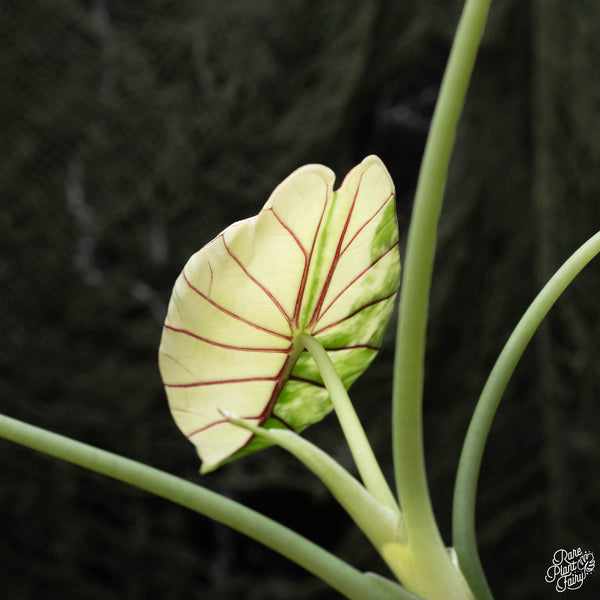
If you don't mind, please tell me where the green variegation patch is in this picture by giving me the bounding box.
[159,155,400,472]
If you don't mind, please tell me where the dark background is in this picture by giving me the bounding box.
[1,1,599,599]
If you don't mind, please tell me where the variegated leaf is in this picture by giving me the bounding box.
[159,155,400,472]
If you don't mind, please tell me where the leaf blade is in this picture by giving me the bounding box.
[159,155,400,471]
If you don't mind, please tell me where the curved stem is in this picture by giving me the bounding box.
[452,230,600,600]
[221,411,404,545]
[0,413,399,600]
[391,1,491,598]
[298,333,399,514]
[221,410,424,596]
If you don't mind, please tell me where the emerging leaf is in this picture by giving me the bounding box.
[159,155,400,472]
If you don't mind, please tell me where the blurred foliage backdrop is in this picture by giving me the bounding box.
[1,1,599,599]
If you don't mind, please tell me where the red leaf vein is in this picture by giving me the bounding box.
[163,324,291,352]
[221,236,292,328]
[340,192,394,256]
[165,375,279,388]
[182,269,291,340]
[316,240,399,324]
[313,288,398,336]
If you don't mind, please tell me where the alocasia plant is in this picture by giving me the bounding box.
[3,1,600,599]
[158,155,400,473]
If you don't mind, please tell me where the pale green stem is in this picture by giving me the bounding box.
[392,0,491,598]
[221,410,404,546]
[0,413,399,600]
[221,410,424,596]
[452,230,600,600]
[298,333,399,515]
